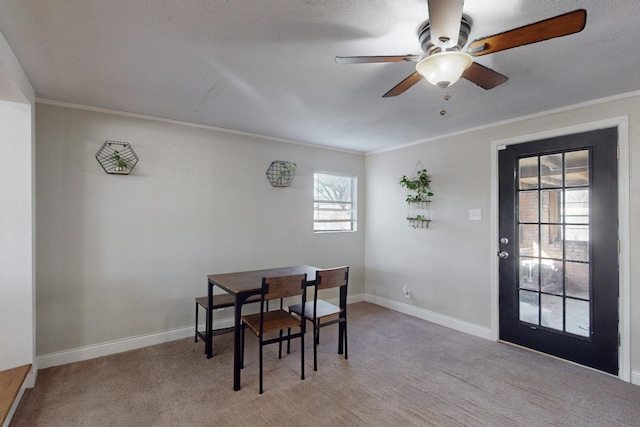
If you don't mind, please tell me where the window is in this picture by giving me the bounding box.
[313,172,356,232]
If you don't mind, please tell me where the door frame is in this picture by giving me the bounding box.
[489,116,630,382]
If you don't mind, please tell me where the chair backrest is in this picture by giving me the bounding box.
[316,266,349,291]
[262,273,307,301]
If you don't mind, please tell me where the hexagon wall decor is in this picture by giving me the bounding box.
[266,160,297,187]
[95,141,139,175]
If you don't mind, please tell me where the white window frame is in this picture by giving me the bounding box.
[313,172,357,233]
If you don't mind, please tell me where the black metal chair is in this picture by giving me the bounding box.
[241,273,307,394]
[288,266,349,371]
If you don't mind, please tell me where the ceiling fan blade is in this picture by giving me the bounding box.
[382,72,423,98]
[427,0,464,48]
[462,62,508,90]
[468,9,586,56]
[335,55,421,64]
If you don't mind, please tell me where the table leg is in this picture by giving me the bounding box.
[233,295,245,391]
[206,281,213,359]
[338,285,347,354]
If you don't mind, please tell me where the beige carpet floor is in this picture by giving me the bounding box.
[12,302,640,426]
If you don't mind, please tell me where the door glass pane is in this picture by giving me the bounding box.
[541,294,563,331]
[519,157,538,189]
[519,191,538,223]
[540,259,563,295]
[565,150,589,187]
[519,224,539,257]
[566,261,589,299]
[540,153,563,188]
[540,189,562,223]
[565,228,589,261]
[566,298,590,337]
[565,189,589,224]
[520,258,538,291]
[541,224,563,258]
[519,290,539,325]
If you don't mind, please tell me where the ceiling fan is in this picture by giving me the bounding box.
[336,1,586,97]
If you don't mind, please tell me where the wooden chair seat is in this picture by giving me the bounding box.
[242,310,301,335]
[289,300,341,320]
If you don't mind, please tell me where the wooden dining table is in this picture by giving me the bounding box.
[206,265,319,391]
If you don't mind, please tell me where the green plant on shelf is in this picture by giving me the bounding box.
[407,214,429,228]
[399,168,433,203]
[276,161,296,185]
[111,150,128,171]
[280,161,297,176]
[405,195,432,204]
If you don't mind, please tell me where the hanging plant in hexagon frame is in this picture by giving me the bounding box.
[266,160,297,187]
[95,141,139,175]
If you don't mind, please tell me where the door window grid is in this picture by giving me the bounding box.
[517,149,591,338]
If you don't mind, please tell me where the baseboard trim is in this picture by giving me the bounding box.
[37,326,196,369]
[363,295,639,386]
[36,293,366,369]
[2,385,26,427]
[34,293,635,387]
[365,294,492,340]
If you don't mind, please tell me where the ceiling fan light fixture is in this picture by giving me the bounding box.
[416,51,473,88]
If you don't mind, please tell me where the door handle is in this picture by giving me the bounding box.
[497,251,509,259]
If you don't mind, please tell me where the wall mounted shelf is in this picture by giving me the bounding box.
[400,161,433,229]
[407,217,430,229]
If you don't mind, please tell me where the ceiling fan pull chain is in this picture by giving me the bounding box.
[440,92,451,116]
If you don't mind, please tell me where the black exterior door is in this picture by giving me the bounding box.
[498,127,619,375]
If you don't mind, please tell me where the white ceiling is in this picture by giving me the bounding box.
[0,0,638,153]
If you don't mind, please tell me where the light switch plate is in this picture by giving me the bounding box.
[469,209,482,221]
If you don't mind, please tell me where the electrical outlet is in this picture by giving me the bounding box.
[402,286,411,299]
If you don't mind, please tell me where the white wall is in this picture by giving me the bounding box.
[0,101,34,371]
[0,29,35,374]
[35,102,365,358]
[366,138,493,329]
[0,29,35,427]
[365,93,640,383]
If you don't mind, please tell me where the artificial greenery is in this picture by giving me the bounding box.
[280,162,297,176]
[399,168,433,203]
[111,150,128,170]
[406,214,427,221]
[407,214,429,228]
